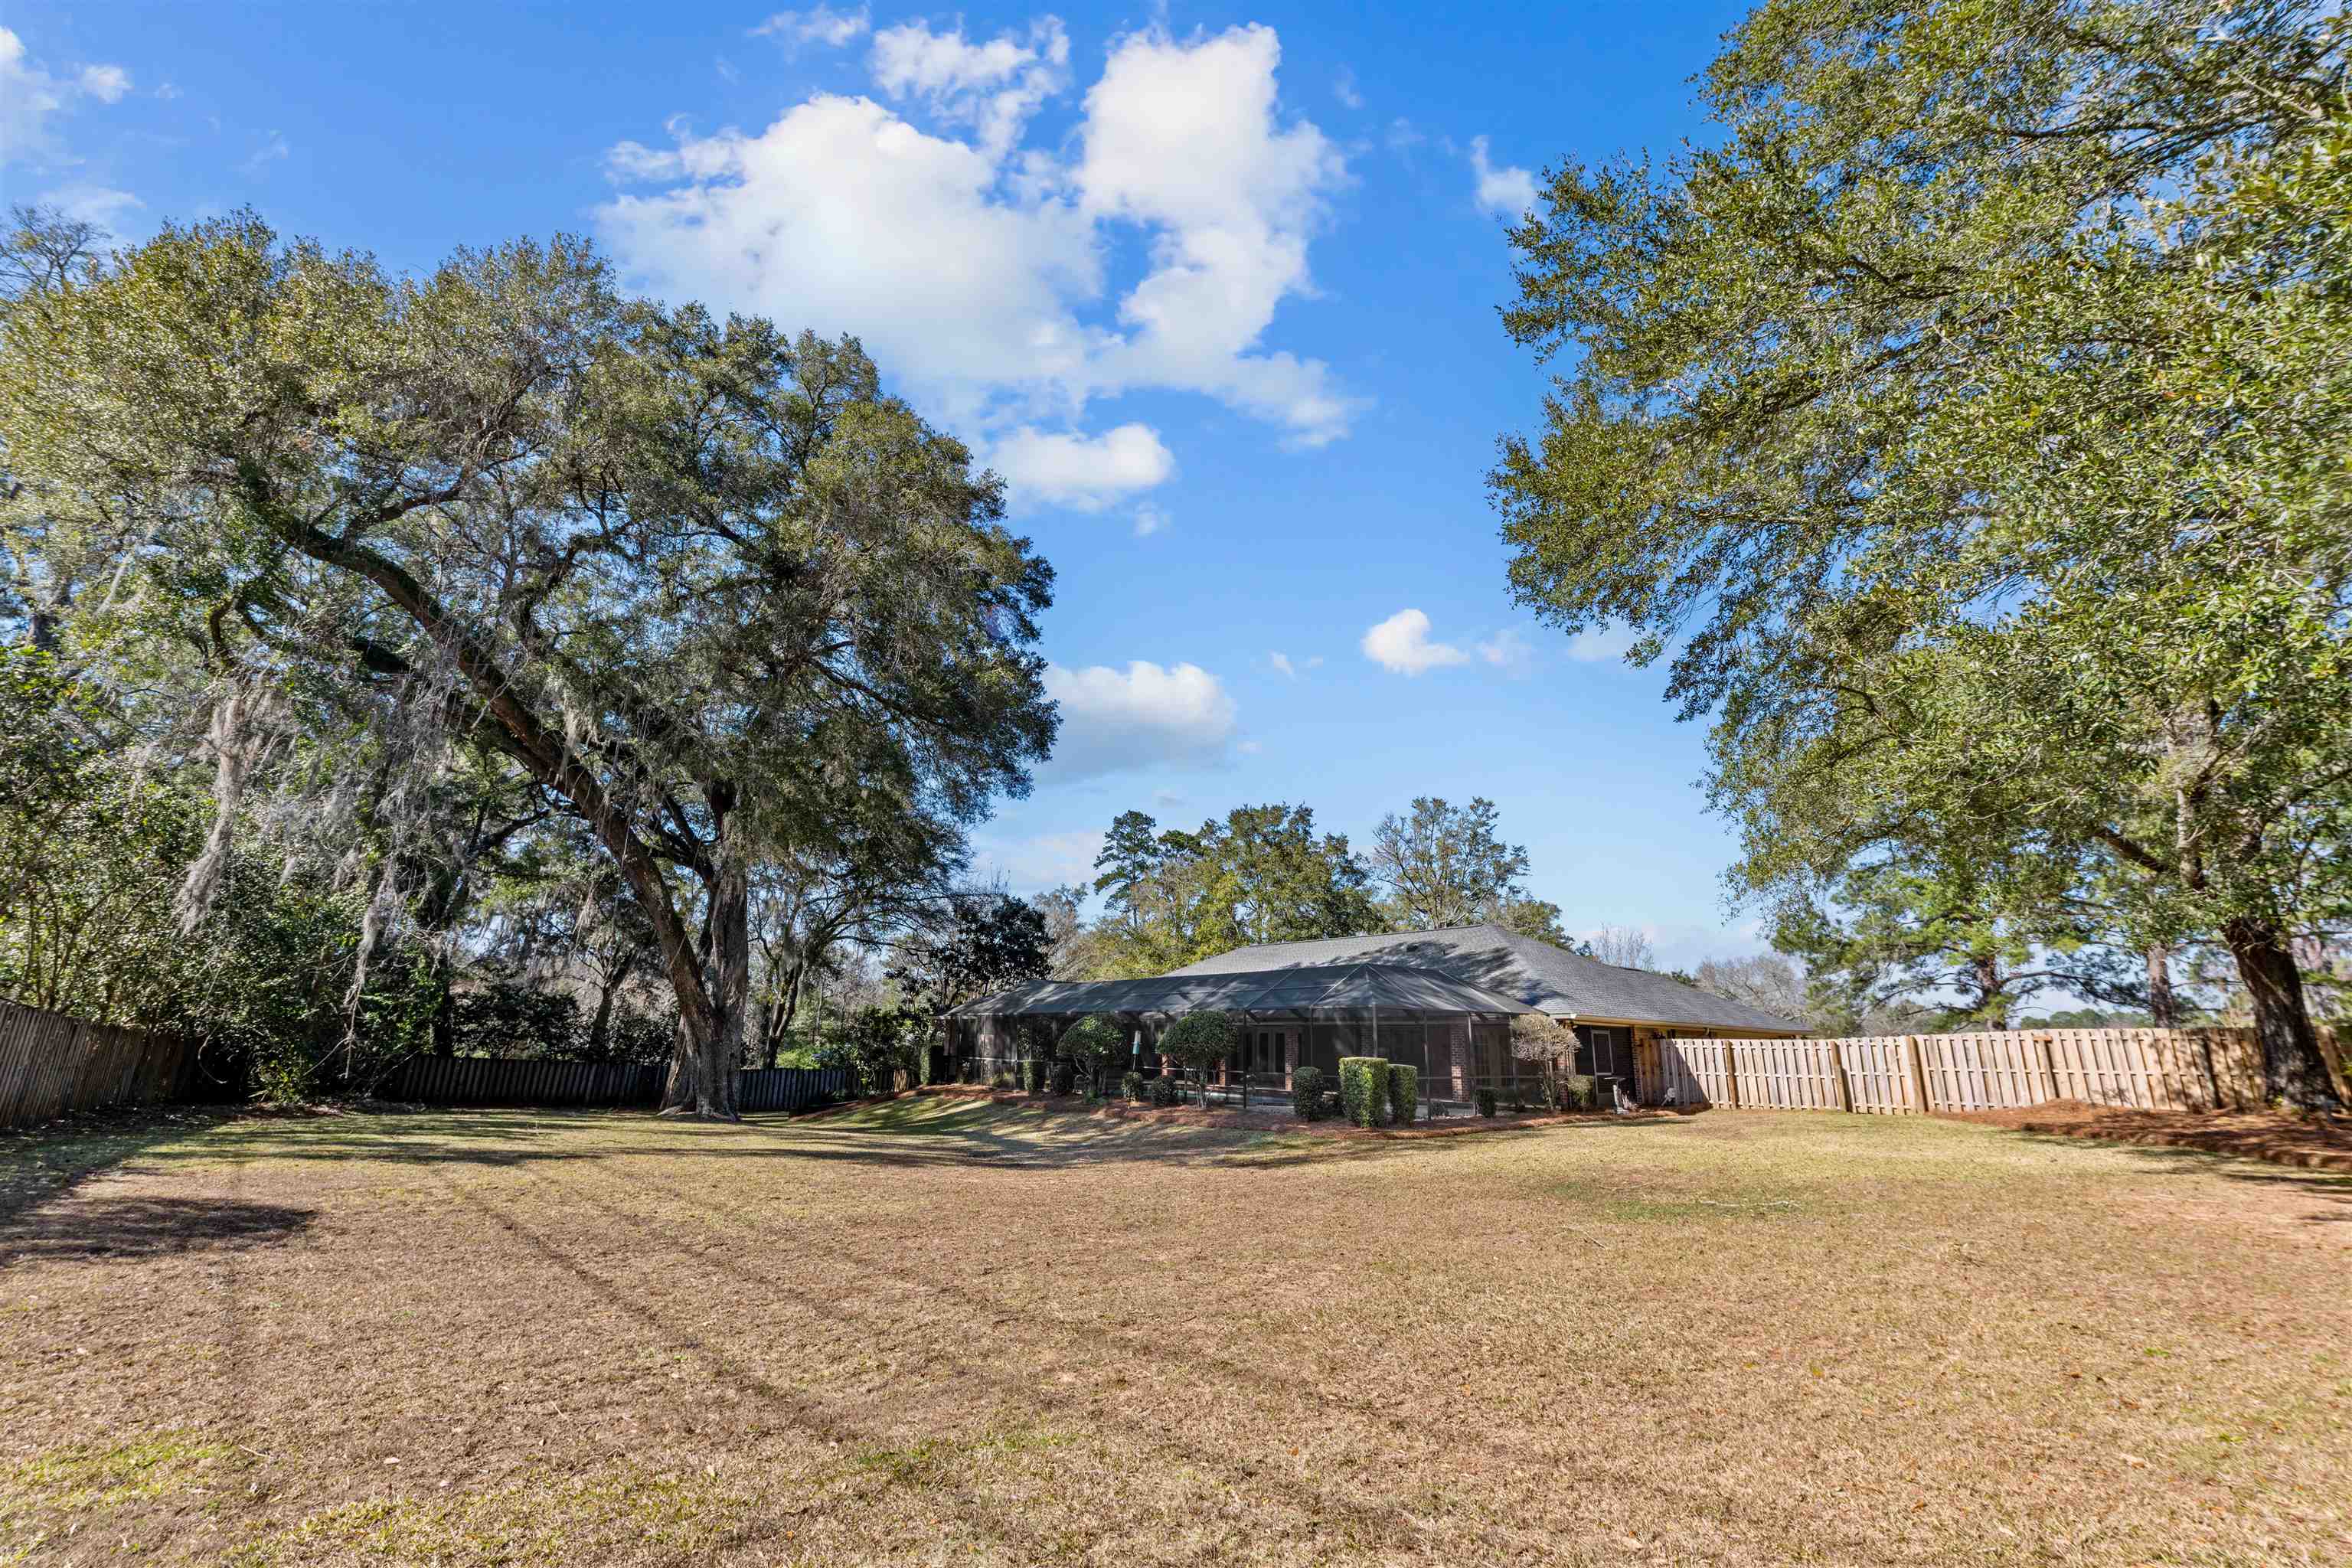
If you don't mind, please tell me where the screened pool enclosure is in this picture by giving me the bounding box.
[941,962,1545,1110]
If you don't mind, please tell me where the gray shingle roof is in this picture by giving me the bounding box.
[949,962,1537,1020]
[1159,925,1807,1034]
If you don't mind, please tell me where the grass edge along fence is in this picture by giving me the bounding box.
[1642,1027,2349,1115]
[0,998,198,1129]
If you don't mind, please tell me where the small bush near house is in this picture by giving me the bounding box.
[1476,1087,1498,1117]
[1147,1073,1182,1108]
[1339,1057,1387,1128]
[1122,1070,1145,1102]
[1388,1061,1417,1125]
[1021,1060,1044,1094]
[1557,1073,1598,1111]
[992,1070,1018,1089]
[1049,1060,1075,1096]
[1290,1066,1325,1119]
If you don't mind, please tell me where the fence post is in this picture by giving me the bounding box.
[2037,1032,2061,1105]
[1903,1034,1932,1114]
[1828,1037,1854,1113]
[1720,1040,1741,1109]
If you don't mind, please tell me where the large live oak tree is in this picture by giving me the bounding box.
[0,215,1056,1117]
[1493,0,2350,1101]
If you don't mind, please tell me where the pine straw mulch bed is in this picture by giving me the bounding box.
[1936,1099,2352,1172]
[5,1099,2349,1566]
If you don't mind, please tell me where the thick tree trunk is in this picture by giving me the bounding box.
[2144,944,2178,1029]
[587,969,619,1060]
[2222,916,2337,1106]
[1971,956,2009,1031]
[662,785,750,1120]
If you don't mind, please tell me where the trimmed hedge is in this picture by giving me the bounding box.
[1387,1061,1416,1125]
[1290,1065,1325,1120]
[1049,1060,1076,1096]
[1557,1073,1597,1111]
[1475,1086,1498,1117]
[1122,1069,1145,1102]
[1147,1073,1182,1107]
[1338,1057,1387,1128]
[1020,1060,1044,1094]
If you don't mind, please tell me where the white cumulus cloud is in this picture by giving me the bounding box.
[1044,660,1237,779]
[1477,627,1534,675]
[989,421,1173,511]
[1132,504,1169,538]
[1469,134,1537,218]
[752,5,870,50]
[599,18,1359,466]
[1,28,131,167]
[1565,623,1639,662]
[972,828,1106,892]
[1361,609,1469,676]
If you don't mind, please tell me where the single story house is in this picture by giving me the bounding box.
[944,923,1805,1104]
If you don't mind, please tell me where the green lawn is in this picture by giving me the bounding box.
[3,1095,2347,1565]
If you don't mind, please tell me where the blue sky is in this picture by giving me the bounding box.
[0,1,1773,969]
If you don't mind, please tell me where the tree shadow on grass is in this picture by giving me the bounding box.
[1,1193,314,1267]
[0,1108,243,1230]
[2014,1130,2352,1224]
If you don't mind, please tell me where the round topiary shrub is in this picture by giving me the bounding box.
[1475,1086,1498,1117]
[1049,1060,1076,1096]
[1290,1065,1325,1120]
[1147,1073,1181,1108]
[1121,1069,1145,1102]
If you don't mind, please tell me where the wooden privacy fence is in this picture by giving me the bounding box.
[1639,1027,2341,1116]
[0,999,197,1129]
[381,1054,849,1112]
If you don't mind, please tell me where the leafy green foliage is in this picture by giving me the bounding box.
[1339,1057,1387,1128]
[1121,1069,1145,1102]
[1475,1087,1498,1118]
[1368,796,1563,940]
[1158,1010,1236,1094]
[1556,1074,1598,1112]
[1289,1064,1326,1120]
[1387,1061,1416,1125]
[1089,805,1380,976]
[1146,1073,1181,1108]
[887,895,1054,1018]
[1059,1014,1128,1092]
[1491,0,2352,1101]
[0,214,1058,1118]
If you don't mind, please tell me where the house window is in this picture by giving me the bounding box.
[1590,1027,1618,1076]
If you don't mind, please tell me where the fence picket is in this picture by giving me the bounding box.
[1641,1025,2331,1118]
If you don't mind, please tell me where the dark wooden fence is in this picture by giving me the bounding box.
[381,1054,849,1112]
[0,999,197,1129]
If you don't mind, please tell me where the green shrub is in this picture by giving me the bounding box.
[1159,1011,1235,1100]
[991,1069,1017,1089]
[1557,1073,1597,1111]
[1020,1060,1044,1094]
[1475,1086,1498,1117]
[1387,1061,1416,1125]
[1338,1057,1387,1128]
[1290,1065,1325,1119]
[1147,1073,1181,1107]
[1049,1060,1076,1096]
[1122,1069,1145,1101]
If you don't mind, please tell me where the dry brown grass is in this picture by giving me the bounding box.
[3,1093,2347,1566]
